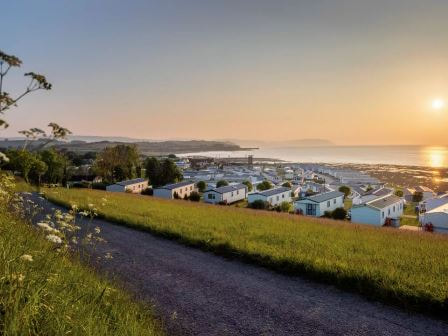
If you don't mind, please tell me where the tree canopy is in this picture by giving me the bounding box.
[257,180,272,191]
[93,145,140,183]
[144,157,182,187]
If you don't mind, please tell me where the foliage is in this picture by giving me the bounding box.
[281,181,292,188]
[242,180,253,192]
[189,191,201,202]
[412,191,423,203]
[40,148,68,184]
[46,188,448,318]
[257,180,272,191]
[94,145,140,183]
[338,185,351,197]
[144,157,182,187]
[196,180,207,192]
[4,149,37,182]
[331,207,347,220]
[248,199,269,210]
[216,180,228,188]
[279,201,291,212]
[394,189,404,197]
[0,175,162,335]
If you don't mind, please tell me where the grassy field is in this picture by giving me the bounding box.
[0,203,163,335]
[44,188,448,318]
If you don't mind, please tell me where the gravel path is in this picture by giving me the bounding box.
[27,194,447,336]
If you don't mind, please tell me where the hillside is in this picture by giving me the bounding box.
[0,139,250,155]
[44,188,448,318]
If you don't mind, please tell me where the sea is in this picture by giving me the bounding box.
[178,145,448,168]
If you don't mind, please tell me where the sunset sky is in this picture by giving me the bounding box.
[1,0,448,145]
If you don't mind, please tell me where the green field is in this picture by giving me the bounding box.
[0,202,162,335]
[44,188,448,318]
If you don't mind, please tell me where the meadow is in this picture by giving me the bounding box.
[45,188,448,318]
[0,198,163,335]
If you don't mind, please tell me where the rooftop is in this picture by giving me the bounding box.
[206,184,247,194]
[157,180,195,190]
[256,186,291,197]
[302,190,344,203]
[116,178,147,186]
[367,195,402,210]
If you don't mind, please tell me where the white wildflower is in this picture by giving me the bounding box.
[0,152,9,163]
[88,203,94,208]
[46,234,62,244]
[104,252,113,259]
[79,211,89,217]
[20,254,33,262]
[11,273,25,282]
[94,226,100,234]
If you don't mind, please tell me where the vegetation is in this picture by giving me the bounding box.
[413,191,423,203]
[338,185,351,197]
[281,181,292,188]
[45,188,448,318]
[93,145,140,183]
[216,180,228,188]
[394,189,404,197]
[189,191,201,202]
[256,180,272,191]
[144,157,182,187]
[196,181,206,192]
[242,180,253,192]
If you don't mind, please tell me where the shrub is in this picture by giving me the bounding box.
[257,181,272,191]
[249,200,269,210]
[242,180,253,192]
[189,191,201,202]
[92,182,107,190]
[141,188,153,196]
[338,185,351,197]
[395,189,404,197]
[216,180,228,188]
[413,191,423,203]
[282,181,292,188]
[331,207,347,220]
[280,201,291,212]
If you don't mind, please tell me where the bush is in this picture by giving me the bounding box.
[322,211,332,218]
[331,207,347,220]
[92,182,107,190]
[141,188,153,196]
[249,200,269,210]
[412,191,423,203]
[257,181,272,191]
[216,180,228,188]
[282,181,292,188]
[189,191,201,202]
[280,201,291,212]
[395,189,403,197]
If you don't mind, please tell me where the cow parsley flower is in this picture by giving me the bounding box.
[20,254,33,262]
[46,234,62,244]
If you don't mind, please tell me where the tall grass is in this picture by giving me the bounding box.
[45,188,448,318]
[0,205,163,335]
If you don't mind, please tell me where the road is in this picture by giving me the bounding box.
[26,194,447,336]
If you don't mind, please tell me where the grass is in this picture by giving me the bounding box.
[44,188,448,319]
[0,206,163,335]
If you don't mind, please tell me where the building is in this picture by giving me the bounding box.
[204,184,247,204]
[294,191,344,217]
[351,195,404,227]
[352,187,394,205]
[419,193,448,213]
[248,187,291,207]
[402,187,416,202]
[414,186,436,201]
[419,203,448,234]
[106,178,149,193]
[153,181,196,199]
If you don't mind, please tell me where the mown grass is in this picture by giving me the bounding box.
[44,188,448,319]
[0,208,163,335]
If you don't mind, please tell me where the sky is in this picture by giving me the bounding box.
[1,0,448,145]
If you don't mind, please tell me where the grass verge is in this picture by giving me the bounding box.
[44,188,448,319]
[0,207,163,335]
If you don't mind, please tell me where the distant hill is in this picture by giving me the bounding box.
[0,138,249,156]
[219,138,335,148]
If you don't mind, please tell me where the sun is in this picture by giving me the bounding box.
[431,98,445,110]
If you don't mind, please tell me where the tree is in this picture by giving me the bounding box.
[189,191,201,202]
[168,154,177,159]
[19,123,72,151]
[339,185,351,198]
[196,181,207,192]
[144,157,182,187]
[331,207,347,220]
[5,149,36,183]
[40,149,67,184]
[94,145,140,183]
[412,191,423,203]
[30,159,47,186]
[242,180,253,192]
[394,189,403,197]
[282,181,292,188]
[257,180,272,191]
[216,180,228,188]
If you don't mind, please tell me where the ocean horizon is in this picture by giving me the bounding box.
[178,145,448,168]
